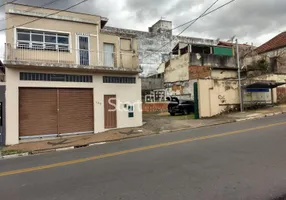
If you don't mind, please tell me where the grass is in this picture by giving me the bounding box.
[171,114,195,120]
[1,149,26,156]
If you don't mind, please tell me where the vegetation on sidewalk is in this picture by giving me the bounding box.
[1,149,26,156]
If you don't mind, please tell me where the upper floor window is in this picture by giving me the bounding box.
[16,28,70,52]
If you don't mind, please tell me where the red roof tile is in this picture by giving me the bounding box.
[255,32,286,54]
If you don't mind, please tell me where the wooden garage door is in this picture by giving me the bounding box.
[104,95,117,129]
[19,88,94,137]
[19,88,58,136]
[59,89,94,134]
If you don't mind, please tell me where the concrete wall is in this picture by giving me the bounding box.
[164,53,189,83]
[142,102,168,113]
[198,79,239,117]
[211,69,238,79]
[244,48,286,74]
[5,67,142,145]
[141,76,164,90]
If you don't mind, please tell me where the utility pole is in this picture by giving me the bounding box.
[236,39,244,112]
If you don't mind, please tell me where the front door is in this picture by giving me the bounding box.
[78,36,89,65]
[104,95,117,129]
[104,43,115,67]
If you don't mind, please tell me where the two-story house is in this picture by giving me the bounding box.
[2,3,142,145]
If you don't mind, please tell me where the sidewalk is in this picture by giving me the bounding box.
[1,105,285,157]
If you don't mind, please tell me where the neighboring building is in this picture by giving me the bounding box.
[243,32,286,103]
[2,3,142,145]
[102,20,218,77]
[161,41,237,100]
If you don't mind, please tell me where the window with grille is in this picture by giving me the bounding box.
[16,29,70,52]
[103,76,136,84]
[20,72,92,83]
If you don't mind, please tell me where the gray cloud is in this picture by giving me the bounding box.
[0,0,285,48]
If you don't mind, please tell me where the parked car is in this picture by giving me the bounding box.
[166,96,194,116]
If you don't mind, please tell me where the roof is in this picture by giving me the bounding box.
[245,82,286,89]
[255,32,286,54]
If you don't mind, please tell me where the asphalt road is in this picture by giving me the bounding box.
[0,114,286,200]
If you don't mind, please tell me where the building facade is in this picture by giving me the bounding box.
[3,3,142,145]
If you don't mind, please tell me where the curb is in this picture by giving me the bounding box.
[0,142,107,160]
[1,152,29,159]
[235,112,284,122]
[1,111,284,160]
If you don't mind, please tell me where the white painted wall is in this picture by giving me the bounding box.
[5,68,142,145]
[198,79,239,117]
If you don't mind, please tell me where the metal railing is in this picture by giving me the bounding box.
[4,43,139,69]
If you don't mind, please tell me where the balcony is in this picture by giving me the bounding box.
[189,53,236,68]
[4,43,140,73]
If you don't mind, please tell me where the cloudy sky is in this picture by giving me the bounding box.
[0,0,285,58]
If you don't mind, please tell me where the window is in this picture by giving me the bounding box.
[20,72,92,82]
[103,76,136,84]
[128,105,134,118]
[16,29,70,52]
[270,57,278,73]
[120,38,132,50]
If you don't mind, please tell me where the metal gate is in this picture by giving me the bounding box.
[0,86,5,146]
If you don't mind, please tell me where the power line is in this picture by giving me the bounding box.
[0,0,66,22]
[0,0,88,32]
[143,0,221,59]
[0,0,18,9]
[176,0,220,37]
[172,0,235,31]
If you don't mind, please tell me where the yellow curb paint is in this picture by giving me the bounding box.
[0,121,285,177]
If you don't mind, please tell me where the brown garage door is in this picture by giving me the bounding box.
[59,89,94,134]
[104,95,117,129]
[19,88,94,137]
[19,88,58,136]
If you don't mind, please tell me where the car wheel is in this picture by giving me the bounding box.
[170,112,175,116]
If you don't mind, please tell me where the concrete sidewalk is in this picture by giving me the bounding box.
[1,104,285,157]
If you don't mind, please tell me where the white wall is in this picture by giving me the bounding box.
[198,79,239,117]
[5,68,142,145]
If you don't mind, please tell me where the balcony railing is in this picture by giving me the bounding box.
[4,43,139,70]
[189,53,236,68]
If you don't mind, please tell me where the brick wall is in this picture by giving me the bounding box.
[189,66,211,79]
[142,102,168,113]
[277,87,286,103]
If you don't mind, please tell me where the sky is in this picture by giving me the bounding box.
[0,0,285,59]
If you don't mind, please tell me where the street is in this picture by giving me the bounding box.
[0,115,286,200]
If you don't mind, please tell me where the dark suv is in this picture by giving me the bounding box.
[166,96,194,116]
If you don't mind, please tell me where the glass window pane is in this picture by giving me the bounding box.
[17,29,30,33]
[32,30,43,34]
[79,37,89,50]
[18,33,30,41]
[45,35,56,43]
[58,37,69,44]
[32,34,43,42]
